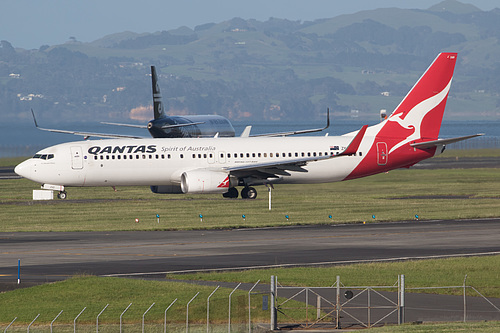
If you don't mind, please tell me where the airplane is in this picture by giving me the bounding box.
[31,66,236,139]
[15,53,482,200]
[31,66,329,139]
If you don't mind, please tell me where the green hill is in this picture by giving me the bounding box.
[1,0,499,124]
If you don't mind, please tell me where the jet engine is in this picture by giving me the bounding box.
[180,170,231,194]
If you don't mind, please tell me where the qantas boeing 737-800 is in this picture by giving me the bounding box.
[15,53,482,199]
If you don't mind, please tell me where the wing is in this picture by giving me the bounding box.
[31,109,145,139]
[241,109,331,138]
[225,125,367,184]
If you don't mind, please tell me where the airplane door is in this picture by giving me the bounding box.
[377,142,388,165]
[71,146,84,169]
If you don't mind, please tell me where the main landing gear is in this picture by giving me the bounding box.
[57,191,68,199]
[223,186,257,199]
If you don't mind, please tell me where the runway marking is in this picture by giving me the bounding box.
[102,251,500,277]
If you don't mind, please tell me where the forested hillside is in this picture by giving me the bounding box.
[1,0,499,124]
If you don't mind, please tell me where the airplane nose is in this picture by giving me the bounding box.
[14,160,31,179]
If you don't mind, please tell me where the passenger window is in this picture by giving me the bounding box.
[264,153,267,157]
[270,153,273,157]
[252,153,255,157]
[112,155,115,160]
[180,154,184,159]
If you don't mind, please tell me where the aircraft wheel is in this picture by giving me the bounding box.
[57,191,67,200]
[223,187,238,198]
[241,187,257,200]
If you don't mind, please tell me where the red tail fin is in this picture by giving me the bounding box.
[345,53,458,180]
[386,53,457,148]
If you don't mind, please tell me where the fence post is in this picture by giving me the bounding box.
[164,299,178,333]
[51,311,63,333]
[28,314,40,333]
[186,292,200,333]
[96,304,109,333]
[74,307,86,333]
[463,274,468,323]
[142,303,155,333]
[270,276,277,330]
[248,280,260,333]
[316,295,321,320]
[207,286,220,333]
[120,303,132,333]
[4,318,16,333]
[336,276,340,329]
[400,275,405,324]
[397,275,401,325]
[228,283,242,333]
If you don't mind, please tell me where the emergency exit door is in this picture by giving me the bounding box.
[377,142,388,165]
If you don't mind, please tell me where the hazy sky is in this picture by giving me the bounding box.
[1,0,498,49]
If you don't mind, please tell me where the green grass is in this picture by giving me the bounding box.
[370,321,500,332]
[171,255,500,297]
[0,166,499,232]
[0,275,279,326]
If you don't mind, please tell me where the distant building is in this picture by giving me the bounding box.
[381,91,390,97]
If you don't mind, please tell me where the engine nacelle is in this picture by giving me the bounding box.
[180,170,231,194]
[150,185,183,194]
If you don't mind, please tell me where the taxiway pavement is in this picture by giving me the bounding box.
[1,218,499,285]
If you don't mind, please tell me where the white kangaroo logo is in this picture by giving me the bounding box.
[387,79,452,154]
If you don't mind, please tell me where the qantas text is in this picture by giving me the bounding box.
[88,145,157,155]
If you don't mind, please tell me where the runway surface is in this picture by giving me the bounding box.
[1,218,499,285]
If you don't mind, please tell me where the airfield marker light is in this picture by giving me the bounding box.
[285,215,289,221]
[17,259,20,285]
[415,214,419,221]
[135,218,139,223]
[329,215,333,220]
[242,214,246,222]
[372,215,376,220]
[199,214,203,222]
[156,214,160,224]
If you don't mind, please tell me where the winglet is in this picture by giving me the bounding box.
[240,125,252,137]
[31,109,39,128]
[337,125,368,156]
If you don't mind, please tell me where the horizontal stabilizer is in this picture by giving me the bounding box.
[410,134,484,149]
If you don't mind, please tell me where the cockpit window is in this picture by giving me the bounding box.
[33,154,54,160]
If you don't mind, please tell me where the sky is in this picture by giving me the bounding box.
[1,0,499,50]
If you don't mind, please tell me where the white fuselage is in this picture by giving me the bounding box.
[15,135,368,188]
